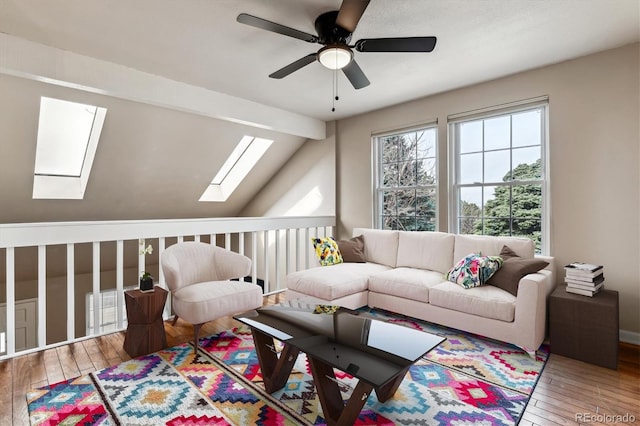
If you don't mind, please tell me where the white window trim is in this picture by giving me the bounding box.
[448,98,550,254]
[372,122,439,230]
[200,136,273,202]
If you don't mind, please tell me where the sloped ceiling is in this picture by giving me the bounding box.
[0,0,638,223]
[1,0,637,121]
[0,74,307,222]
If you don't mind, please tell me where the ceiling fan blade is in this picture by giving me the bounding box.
[237,13,318,43]
[355,36,437,52]
[336,0,371,33]
[342,60,370,89]
[269,53,317,79]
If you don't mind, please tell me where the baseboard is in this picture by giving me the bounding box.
[620,329,640,346]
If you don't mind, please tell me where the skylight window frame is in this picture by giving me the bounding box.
[200,136,273,202]
[32,97,107,200]
[210,136,253,185]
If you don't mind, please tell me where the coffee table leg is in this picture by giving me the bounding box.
[374,365,409,402]
[308,357,374,426]
[251,329,299,393]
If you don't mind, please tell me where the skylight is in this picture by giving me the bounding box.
[200,136,273,202]
[32,97,107,199]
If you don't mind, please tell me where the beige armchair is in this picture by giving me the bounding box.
[161,241,263,353]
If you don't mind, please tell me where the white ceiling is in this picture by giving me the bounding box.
[1,0,638,122]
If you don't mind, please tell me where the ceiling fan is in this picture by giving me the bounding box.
[237,0,437,90]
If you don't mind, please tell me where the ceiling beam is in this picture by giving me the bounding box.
[0,33,326,140]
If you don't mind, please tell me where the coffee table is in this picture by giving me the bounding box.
[235,302,445,426]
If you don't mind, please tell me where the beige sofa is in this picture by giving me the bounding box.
[286,228,555,355]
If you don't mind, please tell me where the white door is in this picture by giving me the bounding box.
[0,298,37,354]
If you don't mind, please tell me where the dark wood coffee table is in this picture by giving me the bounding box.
[235,303,445,426]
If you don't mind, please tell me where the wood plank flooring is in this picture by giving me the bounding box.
[1,293,638,425]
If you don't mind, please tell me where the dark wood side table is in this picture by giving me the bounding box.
[549,286,619,369]
[123,286,168,358]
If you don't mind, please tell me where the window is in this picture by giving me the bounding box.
[374,126,438,231]
[200,135,273,202]
[86,286,136,334]
[33,97,107,199]
[449,99,548,253]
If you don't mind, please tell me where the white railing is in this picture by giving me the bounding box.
[0,216,335,360]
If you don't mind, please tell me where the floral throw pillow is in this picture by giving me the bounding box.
[311,237,343,266]
[446,253,504,288]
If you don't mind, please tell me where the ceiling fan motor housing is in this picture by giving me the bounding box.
[314,11,352,45]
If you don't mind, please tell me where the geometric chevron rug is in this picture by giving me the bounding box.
[27,308,548,425]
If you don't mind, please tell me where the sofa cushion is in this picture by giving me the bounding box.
[368,267,447,303]
[429,281,516,322]
[286,262,391,300]
[173,280,263,325]
[486,245,549,296]
[337,235,366,263]
[446,253,504,288]
[396,231,455,274]
[311,237,343,266]
[353,228,399,267]
[454,234,534,263]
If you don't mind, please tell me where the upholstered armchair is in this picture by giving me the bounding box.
[161,241,263,353]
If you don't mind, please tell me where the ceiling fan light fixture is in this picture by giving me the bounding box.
[318,45,353,70]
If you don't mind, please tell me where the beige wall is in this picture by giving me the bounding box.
[240,121,336,217]
[335,43,640,337]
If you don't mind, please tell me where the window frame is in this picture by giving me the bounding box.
[199,135,273,202]
[448,99,550,254]
[373,123,439,231]
[86,285,137,335]
[32,97,107,200]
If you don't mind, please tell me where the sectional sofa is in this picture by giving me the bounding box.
[286,228,556,355]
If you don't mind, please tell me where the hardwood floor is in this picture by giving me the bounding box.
[1,293,638,425]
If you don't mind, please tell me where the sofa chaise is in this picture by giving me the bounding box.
[286,228,555,355]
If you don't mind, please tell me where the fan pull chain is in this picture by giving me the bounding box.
[332,69,339,112]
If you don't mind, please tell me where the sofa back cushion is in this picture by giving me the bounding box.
[453,234,535,263]
[352,228,399,267]
[396,231,455,274]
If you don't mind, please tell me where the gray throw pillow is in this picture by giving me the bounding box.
[337,235,366,263]
[486,245,548,296]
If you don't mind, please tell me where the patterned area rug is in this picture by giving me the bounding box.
[27,309,548,425]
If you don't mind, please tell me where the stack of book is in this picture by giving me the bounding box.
[564,262,604,296]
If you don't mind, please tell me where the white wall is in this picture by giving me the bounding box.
[335,43,640,337]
